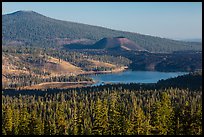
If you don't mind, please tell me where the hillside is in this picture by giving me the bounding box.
[2,45,130,89]
[64,37,146,51]
[79,49,202,72]
[156,71,202,90]
[91,37,146,51]
[2,10,202,53]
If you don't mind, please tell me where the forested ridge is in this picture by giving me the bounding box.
[2,11,202,53]
[77,49,202,72]
[157,71,202,91]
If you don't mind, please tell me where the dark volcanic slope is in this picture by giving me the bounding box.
[2,10,202,53]
[91,37,146,51]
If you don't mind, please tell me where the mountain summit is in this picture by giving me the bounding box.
[2,11,201,53]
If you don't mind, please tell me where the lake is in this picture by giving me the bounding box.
[89,70,188,86]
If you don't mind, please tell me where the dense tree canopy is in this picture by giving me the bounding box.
[2,87,202,135]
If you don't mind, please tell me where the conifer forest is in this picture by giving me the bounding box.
[2,87,202,135]
[2,3,202,135]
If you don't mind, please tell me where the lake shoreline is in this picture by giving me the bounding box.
[88,70,188,86]
[80,66,128,75]
[16,69,188,90]
[7,67,127,90]
[21,81,95,90]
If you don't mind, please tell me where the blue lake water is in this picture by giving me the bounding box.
[89,70,188,86]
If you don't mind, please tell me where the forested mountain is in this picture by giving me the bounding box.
[2,10,202,53]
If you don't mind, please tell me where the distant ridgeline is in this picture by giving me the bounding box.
[2,11,202,53]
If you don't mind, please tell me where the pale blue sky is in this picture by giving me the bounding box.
[2,2,202,39]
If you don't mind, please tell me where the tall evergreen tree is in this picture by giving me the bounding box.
[12,109,20,135]
[3,106,13,135]
[18,107,30,135]
[29,108,43,135]
[92,97,108,135]
[150,92,173,135]
[108,92,120,135]
[56,103,67,135]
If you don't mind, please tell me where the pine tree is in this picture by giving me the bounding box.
[117,101,132,135]
[3,106,13,135]
[194,103,202,135]
[172,103,180,135]
[2,127,7,135]
[150,101,162,134]
[92,97,108,135]
[76,101,85,135]
[12,109,20,135]
[150,92,173,135]
[18,107,30,135]
[130,98,147,135]
[144,99,152,135]
[72,96,78,135]
[44,119,52,135]
[160,92,174,134]
[50,119,57,135]
[179,101,197,135]
[92,97,103,135]
[134,106,147,135]
[56,103,67,135]
[101,99,109,135]
[108,92,120,135]
[29,109,43,135]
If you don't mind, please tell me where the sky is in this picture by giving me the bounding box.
[2,2,202,40]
